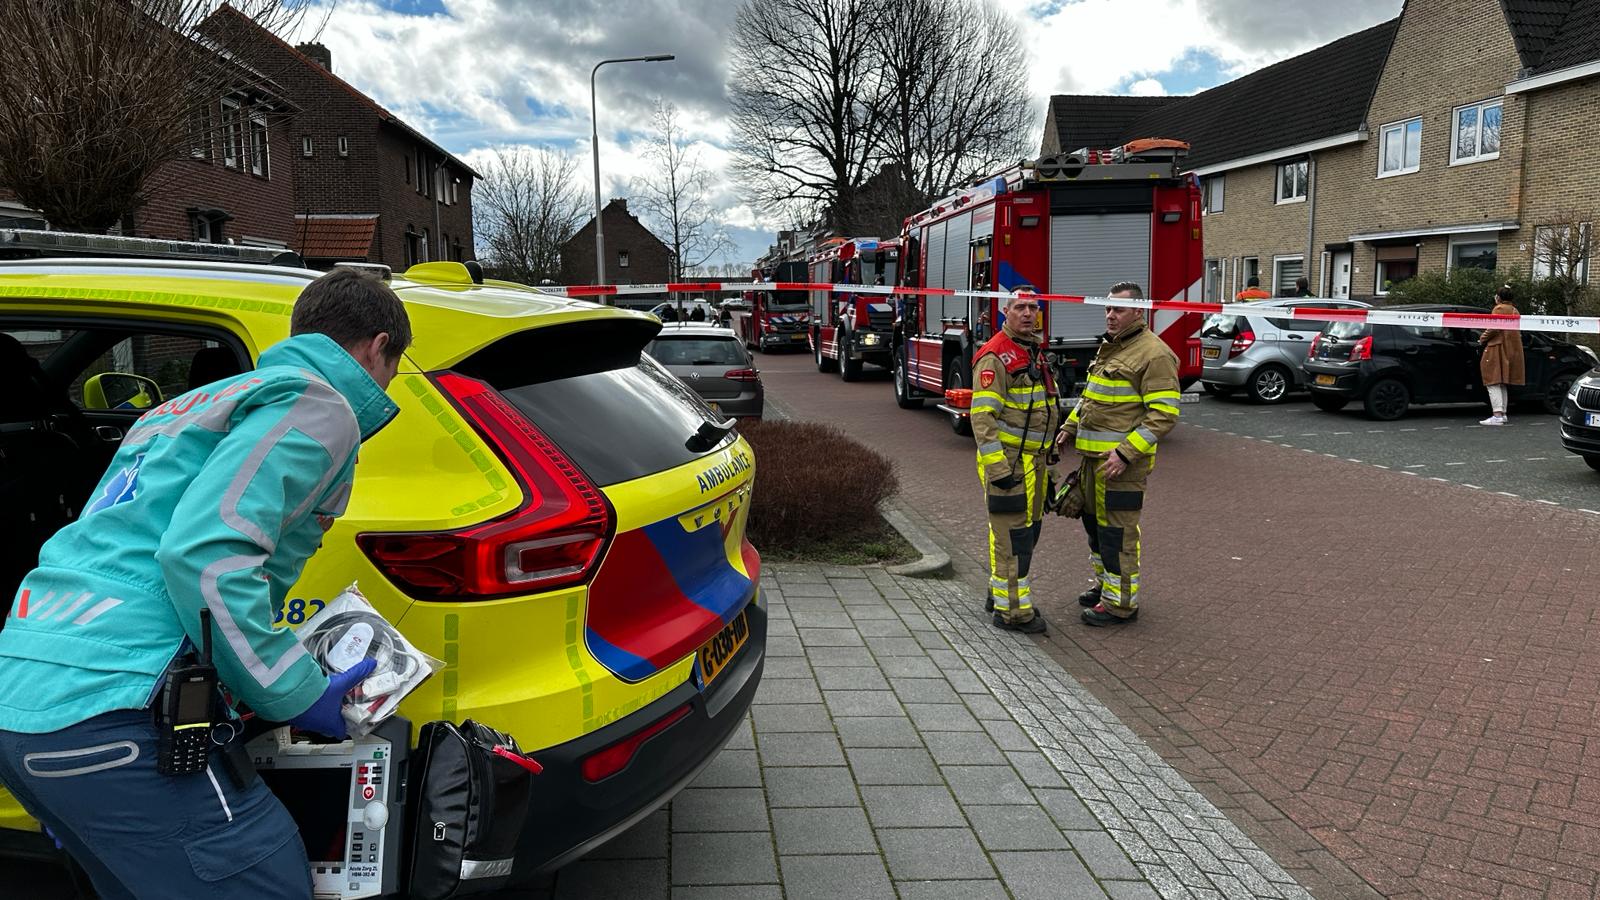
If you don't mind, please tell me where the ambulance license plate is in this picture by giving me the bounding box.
[698,610,750,689]
[1202,346,1220,359]
[1315,374,1336,386]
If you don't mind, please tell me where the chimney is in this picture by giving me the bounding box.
[298,42,332,71]
[610,198,627,212]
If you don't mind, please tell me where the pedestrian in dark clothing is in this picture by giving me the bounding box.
[1295,276,1312,297]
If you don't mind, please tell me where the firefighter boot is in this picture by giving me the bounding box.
[1077,586,1102,608]
[992,610,1047,634]
[1081,603,1136,626]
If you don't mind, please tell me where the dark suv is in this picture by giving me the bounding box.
[1303,304,1596,420]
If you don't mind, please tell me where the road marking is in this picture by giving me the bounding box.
[1445,462,1465,466]
[1536,499,1559,506]
[1346,458,1362,463]
[1404,464,1427,469]
[1497,491,1519,497]
[1265,434,1285,439]
[1333,431,1353,435]
[1301,448,1314,453]
[1298,433,1318,436]
[1366,429,1384,433]
[1433,426,1452,430]
[1581,509,1600,515]
[1485,459,1507,463]
[1402,471,1419,476]
[1400,428,1418,432]
[1525,457,1548,461]
[1374,464,1390,469]
[1463,484,1482,489]
[1323,453,1338,458]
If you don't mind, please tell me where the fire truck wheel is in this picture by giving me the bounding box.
[815,333,838,373]
[840,332,863,382]
[946,359,972,436]
[895,352,923,409]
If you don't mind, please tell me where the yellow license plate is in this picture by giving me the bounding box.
[1315,374,1335,386]
[698,610,750,689]
[1202,346,1220,359]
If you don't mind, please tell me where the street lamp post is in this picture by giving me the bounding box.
[591,54,674,289]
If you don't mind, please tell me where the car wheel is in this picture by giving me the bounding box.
[895,351,923,409]
[1247,365,1292,404]
[1585,455,1600,472]
[1311,393,1349,413]
[840,331,863,382]
[1544,372,1578,415]
[1362,378,1410,421]
[945,358,972,436]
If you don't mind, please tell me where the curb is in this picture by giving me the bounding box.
[881,500,954,578]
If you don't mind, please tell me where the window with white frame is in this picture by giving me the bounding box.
[1276,160,1308,204]
[220,98,242,169]
[249,115,269,177]
[1203,258,1222,302]
[1451,100,1502,164]
[1273,256,1305,296]
[618,250,631,268]
[1243,257,1260,288]
[301,136,313,157]
[1378,117,1422,177]
[337,136,349,157]
[1202,175,1224,214]
[1533,223,1592,282]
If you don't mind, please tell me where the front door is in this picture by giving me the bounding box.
[1330,251,1352,299]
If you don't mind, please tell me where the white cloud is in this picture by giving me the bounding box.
[299,0,1400,267]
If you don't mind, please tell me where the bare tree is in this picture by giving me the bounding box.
[730,0,886,233]
[473,146,588,285]
[632,100,736,281]
[875,0,1030,206]
[1533,217,1597,317]
[0,1,317,232]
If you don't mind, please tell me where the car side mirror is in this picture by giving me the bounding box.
[83,372,162,411]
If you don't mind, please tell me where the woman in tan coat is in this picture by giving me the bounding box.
[1479,284,1526,425]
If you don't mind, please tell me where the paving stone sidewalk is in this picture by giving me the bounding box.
[520,562,1311,900]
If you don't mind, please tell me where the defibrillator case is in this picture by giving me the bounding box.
[405,719,540,900]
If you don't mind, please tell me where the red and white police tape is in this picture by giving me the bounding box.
[532,281,1600,335]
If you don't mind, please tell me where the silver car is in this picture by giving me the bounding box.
[1198,298,1371,403]
[645,323,765,418]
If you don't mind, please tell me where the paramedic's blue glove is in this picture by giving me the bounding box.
[288,658,376,739]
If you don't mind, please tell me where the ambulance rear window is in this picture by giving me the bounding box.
[451,319,731,486]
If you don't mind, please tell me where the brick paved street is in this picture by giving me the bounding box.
[759,349,1600,899]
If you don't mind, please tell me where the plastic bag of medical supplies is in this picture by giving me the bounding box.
[298,583,443,737]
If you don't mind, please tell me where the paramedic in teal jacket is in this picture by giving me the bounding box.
[0,268,410,899]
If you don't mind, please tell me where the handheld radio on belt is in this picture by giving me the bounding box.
[155,609,219,776]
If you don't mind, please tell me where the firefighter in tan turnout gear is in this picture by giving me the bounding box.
[971,290,1060,634]
[1056,282,1181,626]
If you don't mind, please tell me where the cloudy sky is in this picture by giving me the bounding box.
[293,0,1400,270]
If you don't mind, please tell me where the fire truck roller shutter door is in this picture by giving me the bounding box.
[939,211,972,327]
[924,219,948,330]
[1048,213,1151,342]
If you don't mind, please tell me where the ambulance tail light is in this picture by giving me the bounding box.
[357,372,614,600]
[1228,329,1255,359]
[1350,335,1373,362]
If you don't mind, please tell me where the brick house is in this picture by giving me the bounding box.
[561,198,674,288]
[0,82,299,248]
[1048,0,1600,302]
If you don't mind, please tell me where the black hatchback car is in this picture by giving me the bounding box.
[1302,304,1597,420]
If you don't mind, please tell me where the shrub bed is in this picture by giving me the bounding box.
[737,419,913,564]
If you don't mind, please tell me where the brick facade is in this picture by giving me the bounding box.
[1137,0,1600,303]
[560,199,673,286]
[131,106,298,247]
[209,12,476,269]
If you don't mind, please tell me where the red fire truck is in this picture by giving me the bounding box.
[891,140,1204,433]
[729,260,812,352]
[808,237,900,381]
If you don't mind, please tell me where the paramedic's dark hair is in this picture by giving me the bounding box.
[1108,281,1144,299]
[291,268,412,361]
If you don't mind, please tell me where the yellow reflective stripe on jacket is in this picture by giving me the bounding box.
[1075,428,1127,453]
[970,391,1003,415]
[1127,426,1158,453]
[1143,389,1181,404]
